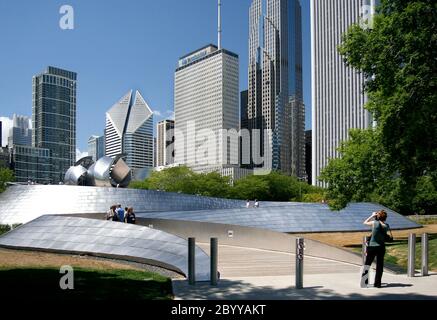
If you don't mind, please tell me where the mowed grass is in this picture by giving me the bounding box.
[348,234,437,272]
[0,267,173,300]
[384,234,437,272]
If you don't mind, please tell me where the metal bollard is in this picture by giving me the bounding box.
[295,238,304,289]
[188,237,196,285]
[421,233,429,277]
[362,236,368,265]
[210,238,218,286]
[407,233,416,277]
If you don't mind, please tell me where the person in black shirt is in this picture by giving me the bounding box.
[125,207,136,224]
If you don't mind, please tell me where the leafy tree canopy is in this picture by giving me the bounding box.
[0,168,15,193]
[321,0,437,214]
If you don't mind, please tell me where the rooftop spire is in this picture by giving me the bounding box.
[218,0,222,49]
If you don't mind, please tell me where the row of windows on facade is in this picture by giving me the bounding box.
[39,75,76,88]
[36,85,76,103]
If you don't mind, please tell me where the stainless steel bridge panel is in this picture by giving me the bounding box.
[137,203,420,233]
[0,215,210,281]
[0,185,245,225]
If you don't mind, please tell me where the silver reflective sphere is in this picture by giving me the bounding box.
[64,165,88,186]
[64,155,132,188]
[91,156,113,187]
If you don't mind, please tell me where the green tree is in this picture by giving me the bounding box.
[193,172,231,198]
[230,172,311,202]
[0,168,15,193]
[230,175,270,200]
[320,129,391,210]
[321,0,437,214]
[142,166,197,194]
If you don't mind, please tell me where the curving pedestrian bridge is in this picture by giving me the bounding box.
[0,185,421,280]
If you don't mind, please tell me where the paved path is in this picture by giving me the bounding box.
[196,243,359,277]
[173,244,437,300]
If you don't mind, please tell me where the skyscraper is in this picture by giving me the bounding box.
[87,135,105,162]
[311,0,374,185]
[305,130,312,184]
[156,119,174,167]
[247,0,304,175]
[174,44,239,173]
[10,145,53,184]
[32,66,77,183]
[288,0,305,179]
[8,114,32,147]
[105,90,154,171]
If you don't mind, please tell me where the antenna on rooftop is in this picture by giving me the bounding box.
[218,0,222,49]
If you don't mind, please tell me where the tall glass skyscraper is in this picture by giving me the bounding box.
[8,114,32,147]
[87,135,105,162]
[247,0,304,175]
[288,0,306,179]
[32,66,77,183]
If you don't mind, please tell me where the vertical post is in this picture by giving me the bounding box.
[421,233,429,277]
[407,233,416,277]
[295,238,304,289]
[362,236,367,265]
[188,237,196,285]
[210,238,218,286]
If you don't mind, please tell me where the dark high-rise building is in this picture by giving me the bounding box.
[247,0,305,175]
[10,145,53,184]
[305,130,312,184]
[288,0,305,179]
[0,147,9,168]
[32,66,77,183]
[240,90,250,167]
[0,120,2,147]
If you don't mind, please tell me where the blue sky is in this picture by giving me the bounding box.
[0,0,311,153]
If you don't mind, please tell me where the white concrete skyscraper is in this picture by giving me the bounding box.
[311,0,376,185]
[156,119,174,167]
[174,44,239,173]
[105,90,154,171]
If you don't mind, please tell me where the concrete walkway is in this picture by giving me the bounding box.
[173,244,437,300]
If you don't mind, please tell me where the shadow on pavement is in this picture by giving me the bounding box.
[172,279,436,300]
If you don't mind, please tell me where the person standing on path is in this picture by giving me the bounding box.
[362,210,391,288]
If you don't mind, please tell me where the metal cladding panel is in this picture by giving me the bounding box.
[0,185,245,225]
[0,216,210,281]
[0,185,419,233]
[137,203,420,233]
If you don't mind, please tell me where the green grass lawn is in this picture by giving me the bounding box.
[384,234,437,272]
[351,234,437,272]
[0,267,173,300]
[407,216,437,225]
